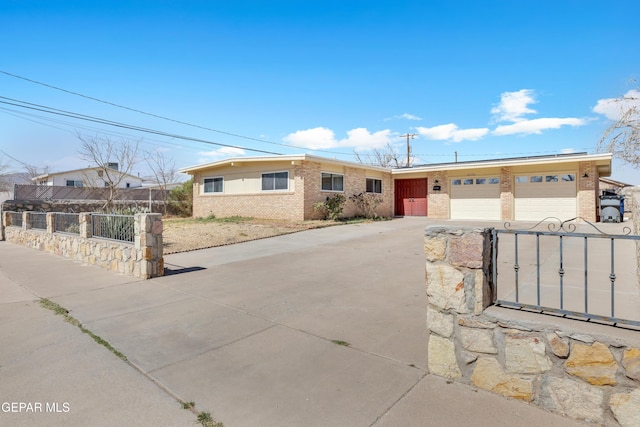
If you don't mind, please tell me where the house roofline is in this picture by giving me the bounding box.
[391,152,613,175]
[178,154,391,174]
[178,152,613,177]
[32,166,142,182]
[599,176,634,187]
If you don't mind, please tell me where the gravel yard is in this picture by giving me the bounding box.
[162,217,334,254]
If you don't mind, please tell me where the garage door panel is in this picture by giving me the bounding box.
[451,198,501,220]
[450,177,500,220]
[515,198,576,221]
[514,173,576,221]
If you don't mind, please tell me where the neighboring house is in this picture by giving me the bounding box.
[180,155,393,220]
[33,165,143,189]
[599,177,637,214]
[180,152,613,222]
[599,177,633,194]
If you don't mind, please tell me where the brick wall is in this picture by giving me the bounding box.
[427,171,449,219]
[192,167,305,221]
[578,161,597,221]
[500,167,513,220]
[192,161,393,221]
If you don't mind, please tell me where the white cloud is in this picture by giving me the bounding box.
[491,89,537,123]
[198,146,246,162]
[284,127,337,150]
[416,123,489,142]
[398,113,422,121]
[492,117,587,136]
[384,113,423,121]
[283,127,393,151]
[592,89,640,121]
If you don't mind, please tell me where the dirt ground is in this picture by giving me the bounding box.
[162,217,335,254]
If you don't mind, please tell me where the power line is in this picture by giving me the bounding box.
[0,106,208,154]
[0,96,284,156]
[0,69,349,156]
[399,133,417,167]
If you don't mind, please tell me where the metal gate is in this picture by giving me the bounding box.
[492,218,640,327]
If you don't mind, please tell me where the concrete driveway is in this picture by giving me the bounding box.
[1,218,586,426]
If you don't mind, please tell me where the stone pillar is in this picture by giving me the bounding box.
[425,226,494,379]
[46,212,55,234]
[134,213,164,279]
[23,212,31,230]
[79,213,91,238]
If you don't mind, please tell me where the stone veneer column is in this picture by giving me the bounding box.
[134,213,164,279]
[425,226,494,379]
[424,225,640,425]
[79,213,91,238]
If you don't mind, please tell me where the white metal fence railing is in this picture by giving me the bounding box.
[30,212,47,230]
[493,218,640,328]
[54,213,80,235]
[5,211,135,243]
[8,212,23,227]
[91,214,135,243]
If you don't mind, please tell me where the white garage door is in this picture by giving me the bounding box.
[450,177,501,220]
[514,173,577,221]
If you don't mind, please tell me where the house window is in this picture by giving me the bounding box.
[488,177,500,184]
[126,182,131,188]
[262,172,289,191]
[463,179,474,185]
[321,172,344,191]
[530,176,543,183]
[475,178,486,185]
[546,175,558,182]
[66,180,83,187]
[562,174,576,182]
[204,177,224,193]
[366,178,382,194]
[515,176,528,184]
[452,179,462,185]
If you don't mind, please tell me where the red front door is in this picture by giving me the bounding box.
[395,178,428,216]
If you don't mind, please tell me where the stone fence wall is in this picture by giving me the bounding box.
[2,212,163,279]
[425,226,640,427]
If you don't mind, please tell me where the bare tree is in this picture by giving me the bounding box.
[0,156,10,191]
[353,143,404,167]
[24,163,50,181]
[145,150,177,214]
[77,134,140,211]
[597,84,640,166]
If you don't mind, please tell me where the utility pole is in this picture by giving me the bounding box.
[400,133,417,167]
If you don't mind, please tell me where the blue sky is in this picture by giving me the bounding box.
[1,0,639,182]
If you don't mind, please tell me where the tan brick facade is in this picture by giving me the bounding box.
[500,167,513,220]
[577,161,598,222]
[426,171,449,219]
[184,153,611,222]
[191,158,393,221]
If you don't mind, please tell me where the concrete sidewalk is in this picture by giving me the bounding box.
[1,218,588,426]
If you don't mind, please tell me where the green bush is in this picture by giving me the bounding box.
[349,192,383,219]
[167,179,193,217]
[313,193,346,220]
